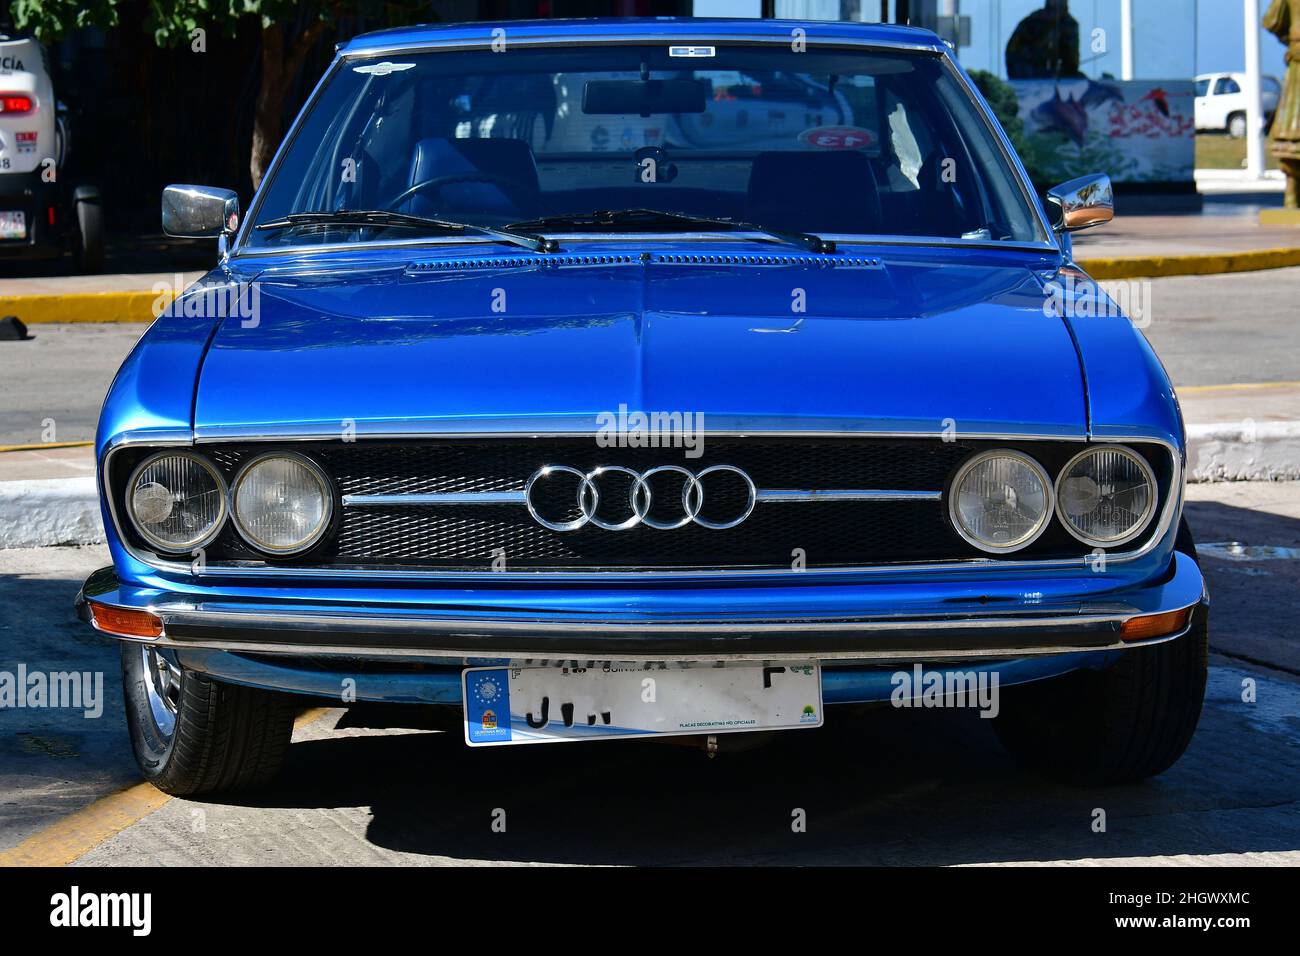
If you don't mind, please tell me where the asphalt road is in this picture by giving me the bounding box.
[2,267,1299,445]
[1137,267,1300,388]
[0,323,146,447]
[2,481,1297,866]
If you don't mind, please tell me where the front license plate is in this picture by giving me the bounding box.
[0,211,26,240]
[462,662,823,747]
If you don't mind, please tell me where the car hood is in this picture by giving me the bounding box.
[193,248,1087,438]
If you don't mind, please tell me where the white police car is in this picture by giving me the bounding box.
[0,32,103,270]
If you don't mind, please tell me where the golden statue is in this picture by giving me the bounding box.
[1265,0,1300,209]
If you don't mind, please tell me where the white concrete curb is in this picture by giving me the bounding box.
[0,477,104,549]
[1193,168,1287,194]
[1186,421,1300,482]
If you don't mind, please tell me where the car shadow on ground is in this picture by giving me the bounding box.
[227,652,1300,866]
[7,497,1300,864]
[1184,498,1300,673]
[225,498,1300,865]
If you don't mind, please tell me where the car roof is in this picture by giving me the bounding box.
[340,17,945,56]
[1195,72,1280,82]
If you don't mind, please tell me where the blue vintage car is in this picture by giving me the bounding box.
[77,17,1207,794]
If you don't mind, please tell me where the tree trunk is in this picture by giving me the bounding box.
[250,19,329,190]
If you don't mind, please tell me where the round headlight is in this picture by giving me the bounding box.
[1055,445,1156,547]
[949,450,1053,553]
[231,453,333,555]
[126,452,227,552]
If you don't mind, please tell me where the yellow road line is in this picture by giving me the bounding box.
[0,706,335,867]
[0,441,95,454]
[0,783,170,867]
[1178,381,1300,394]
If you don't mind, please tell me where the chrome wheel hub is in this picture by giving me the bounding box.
[141,646,181,739]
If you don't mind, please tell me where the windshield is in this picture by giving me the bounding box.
[246,43,1048,249]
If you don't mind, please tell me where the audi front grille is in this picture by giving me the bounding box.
[105,437,1173,573]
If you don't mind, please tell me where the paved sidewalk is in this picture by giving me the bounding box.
[1179,384,1300,482]
[0,444,97,480]
[1071,192,1300,277]
[1179,382,1300,424]
[1073,212,1300,260]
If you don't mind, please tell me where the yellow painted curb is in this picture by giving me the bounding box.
[0,707,334,867]
[1078,246,1300,280]
[1,290,174,324]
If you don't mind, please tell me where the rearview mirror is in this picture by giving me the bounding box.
[162,184,240,239]
[1045,173,1113,232]
[582,78,710,116]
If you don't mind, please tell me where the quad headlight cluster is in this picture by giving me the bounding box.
[121,444,1155,562]
[948,445,1157,554]
[125,451,333,556]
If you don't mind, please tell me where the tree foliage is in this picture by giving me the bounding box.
[11,1,333,46]
[10,0,123,36]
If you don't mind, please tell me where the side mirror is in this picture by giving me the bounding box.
[162,185,240,239]
[1045,173,1113,232]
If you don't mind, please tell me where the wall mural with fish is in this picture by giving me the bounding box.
[1008,78,1195,187]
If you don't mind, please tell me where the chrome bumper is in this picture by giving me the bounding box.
[76,553,1206,664]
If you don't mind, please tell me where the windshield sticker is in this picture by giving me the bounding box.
[797,125,877,150]
[352,61,415,76]
[888,103,922,188]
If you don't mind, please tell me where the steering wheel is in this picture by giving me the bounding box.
[386,171,537,215]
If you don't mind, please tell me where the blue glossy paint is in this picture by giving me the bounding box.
[90,18,1199,706]
[196,244,1085,437]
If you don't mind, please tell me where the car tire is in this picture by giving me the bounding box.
[992,519,1208,786]
[1227,112,1247,139]
[121,644,296,795]
[75,195,105,274]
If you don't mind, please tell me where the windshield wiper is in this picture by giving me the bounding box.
[508,208,836,253]
[255,210,558,253]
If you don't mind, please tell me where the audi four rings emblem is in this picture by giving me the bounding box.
[525,465,757,531]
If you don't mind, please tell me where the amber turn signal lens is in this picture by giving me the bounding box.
[90,603,163,638]
[1120,607,1191,642]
